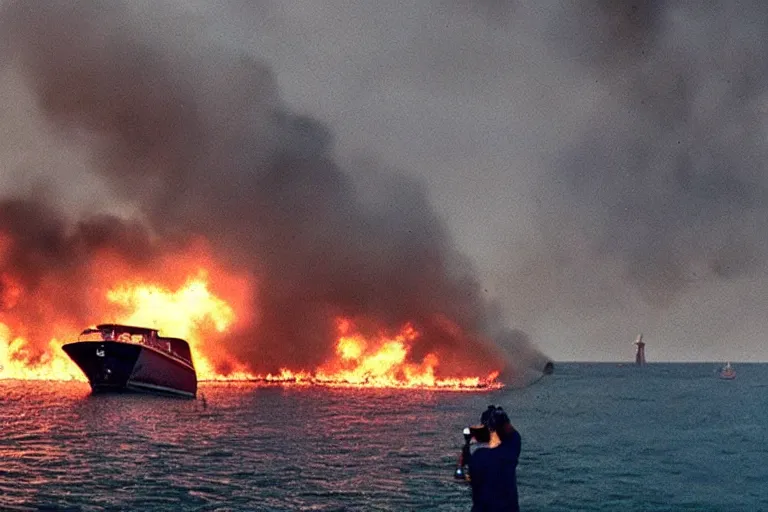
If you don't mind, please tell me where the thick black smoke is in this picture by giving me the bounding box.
[0,0,549,379]
[0,197,161,352]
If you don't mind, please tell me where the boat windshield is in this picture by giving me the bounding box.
[78,327,115,342]
[77,325,192,365]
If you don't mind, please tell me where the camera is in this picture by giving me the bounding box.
[467,425,490,443]
[454,405,505,480]
[454,424,491,480]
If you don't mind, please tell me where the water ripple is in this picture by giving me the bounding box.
[2,366,768,510]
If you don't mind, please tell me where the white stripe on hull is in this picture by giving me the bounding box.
[126,379,196,398]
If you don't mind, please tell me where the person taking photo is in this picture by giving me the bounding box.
[467,405,521,512]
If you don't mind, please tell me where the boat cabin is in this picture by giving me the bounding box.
[78,324,193,364]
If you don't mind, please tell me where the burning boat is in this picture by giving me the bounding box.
[62,324,197,398]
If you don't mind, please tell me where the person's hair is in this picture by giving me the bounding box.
[480,405,497,427]
[484,405,515,442]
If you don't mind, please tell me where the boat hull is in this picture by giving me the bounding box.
[62,341,197,398]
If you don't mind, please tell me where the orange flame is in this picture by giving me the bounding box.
[0,270,502,390]
[311,320,499,389]
[0,324,85,381]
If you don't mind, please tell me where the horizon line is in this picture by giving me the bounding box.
[552,360,767,364]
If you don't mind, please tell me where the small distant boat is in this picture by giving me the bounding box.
[718,362,736,380]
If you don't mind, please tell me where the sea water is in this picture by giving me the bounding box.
[1,363,766,511]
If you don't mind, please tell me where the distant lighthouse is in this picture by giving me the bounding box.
[634,334,646,366]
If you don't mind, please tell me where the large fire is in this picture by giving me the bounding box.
[0,270,502,390]
[0,1,518,393]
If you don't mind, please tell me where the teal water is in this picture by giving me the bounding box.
[1,363,766,511]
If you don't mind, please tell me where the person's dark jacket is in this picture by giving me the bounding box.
[468,429,521,512]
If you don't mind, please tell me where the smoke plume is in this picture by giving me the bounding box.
[13,0,765,367]
[0,0,548,381]
[344,0,768,361]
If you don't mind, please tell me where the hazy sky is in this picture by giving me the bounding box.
[186,1,768,362]
[3,1,768,362]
